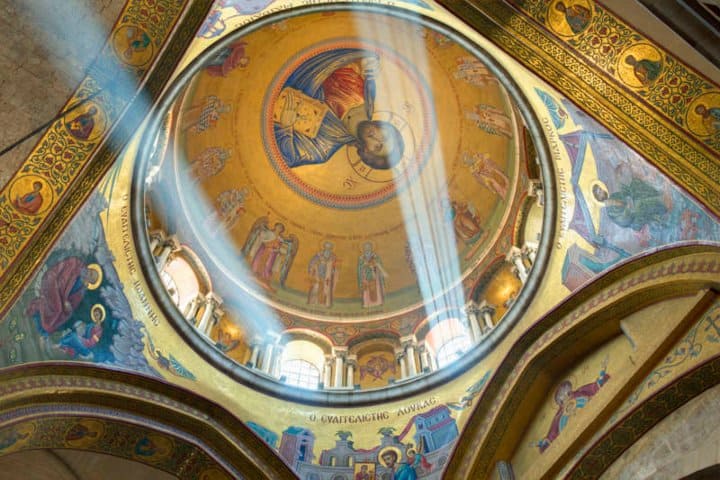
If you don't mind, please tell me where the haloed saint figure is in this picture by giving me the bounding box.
[272,48,405,170]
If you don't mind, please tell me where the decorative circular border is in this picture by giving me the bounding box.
[261,38,436,210]
[131,3,557,406]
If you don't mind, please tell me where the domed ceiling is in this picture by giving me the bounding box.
[140,5,549,392]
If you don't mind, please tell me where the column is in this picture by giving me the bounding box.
[261,343,274,374]
[401,335,418,377]
[271,344,285,378]
[333,347,347,388]
[346,355,357,388]
[465,301,483,343]
[506,246,528,283]
[478,301,497,332]
[248,336,263,368]
[323,355,333,389]
[206,307,224,337]
[183,294,202,325]
[427,346,439,372]
[417,342,429,373]
[423,348,433,372]
[155,235,179,271]
[527,179,544,206]
[196,292,222,337]
[522,241,539,265]
[145,165,161,187]
[260,333,281,375]
[395,347,407,380]
[149,231,165,255]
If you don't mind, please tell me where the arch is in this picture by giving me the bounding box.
[280,328,335,353]
[435,334,473,369]
[346,330,400,351]
[161,252,201,314]
[0,363,295,479]
[176,244,213,294]
[424,317,471,355]
[445,244,720,479]
[580,380,720,479]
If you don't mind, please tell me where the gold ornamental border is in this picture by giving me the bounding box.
[0,363,296,479]
[444,244,720,479]
[0,0,215,314]
[438,0,720,217]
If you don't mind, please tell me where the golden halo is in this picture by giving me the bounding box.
[589,180,609,206]
[90,304,106,324]
[378,446,402,467]
[86,264,103,290]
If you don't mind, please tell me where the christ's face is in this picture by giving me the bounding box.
[359,123,396,160]
[382,453,396,468]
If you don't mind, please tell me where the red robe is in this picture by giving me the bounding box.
[27,257,87,334]
[321,65,366,120]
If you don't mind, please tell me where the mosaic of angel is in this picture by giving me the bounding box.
[463,152,510,199]
[242,217,298,290]
[272,48,405,170]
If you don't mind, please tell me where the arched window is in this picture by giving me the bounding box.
[281,359,321,390]
[425,317,472,369]
[436,335,472,368]
[161,255,201,315]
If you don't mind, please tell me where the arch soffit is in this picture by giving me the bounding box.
[280,328,335,353]
[175,244,213,294]
[444,243,720,480]
[346,330,402,352]
[569,356,720,479]
[0,363,296,480]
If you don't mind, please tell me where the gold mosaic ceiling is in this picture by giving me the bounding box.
[145,7,542,339]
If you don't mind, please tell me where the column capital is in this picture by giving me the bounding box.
[400,334,417,349]
[505,245,523,262]
[204,291,223,308]
[346,354,358,368]
[264,331,281,344]
[522,240,539,251]
[465,300,482,316]
[394,347,405,360]
[332,346,348,358]
[477,300,497,316]
[149,229,166,242]
[162,234,180,250]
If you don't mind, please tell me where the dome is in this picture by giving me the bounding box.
[135,5,553,403]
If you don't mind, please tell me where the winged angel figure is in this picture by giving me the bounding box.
[241,216,298,290]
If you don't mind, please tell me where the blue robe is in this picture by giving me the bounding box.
[274,49,372,167]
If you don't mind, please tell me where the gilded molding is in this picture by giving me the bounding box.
[438,0,720,216]
[444,245,720,479]
[568,354,720,479]
[0,0,215,314]
[0,363,297,479]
